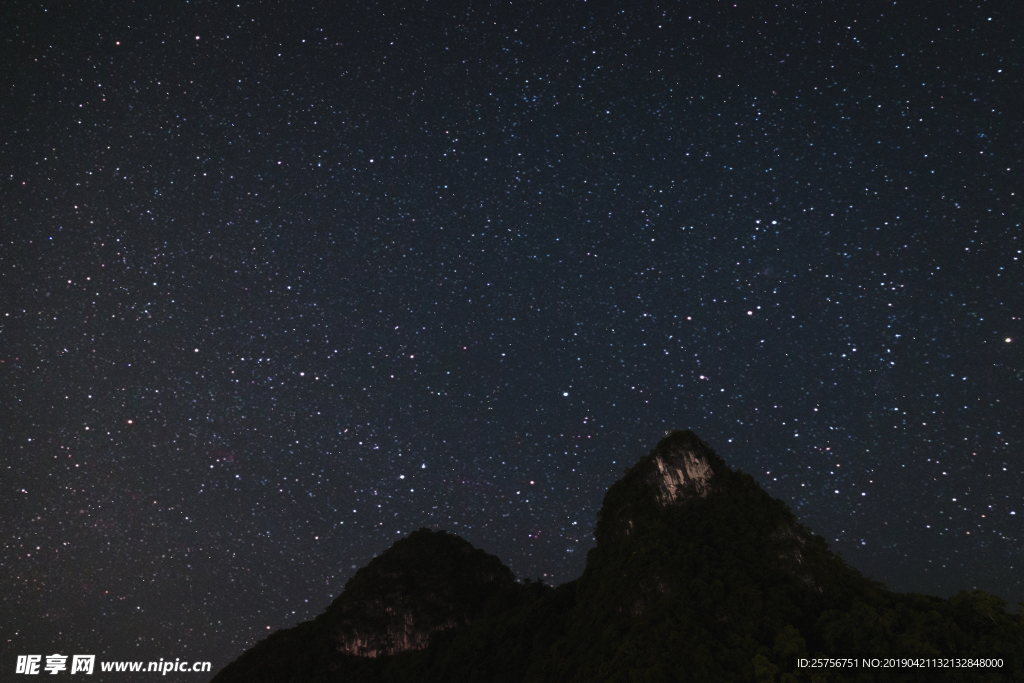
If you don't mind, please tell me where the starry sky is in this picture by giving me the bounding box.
[3,0,1022,676]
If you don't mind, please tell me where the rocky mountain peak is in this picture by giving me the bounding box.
[323,529,515,658]
[594,430,728,541]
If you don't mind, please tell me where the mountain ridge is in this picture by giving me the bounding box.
[211,430,1024,682]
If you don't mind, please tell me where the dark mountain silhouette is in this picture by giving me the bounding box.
[212,430,1023,682]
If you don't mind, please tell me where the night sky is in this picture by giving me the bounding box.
[4,0,1022,676]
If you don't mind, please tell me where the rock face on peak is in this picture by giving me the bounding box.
[326,529,515,657]
[644,430,718,504]
[212,432,1024,683]
[211,529,519,682]
[594,430,731,541]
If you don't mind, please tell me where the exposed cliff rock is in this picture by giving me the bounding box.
[594,430,727,541]
[646,430,717,504]
[326,528,515,657]
[210,529,518,682]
